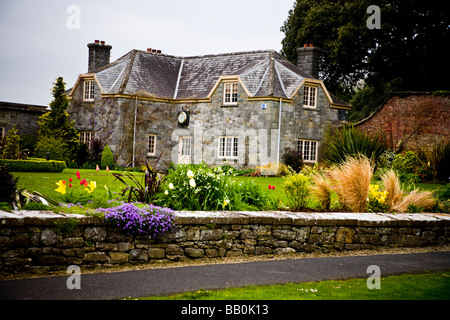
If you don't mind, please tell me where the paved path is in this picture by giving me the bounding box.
[1,251,449,300]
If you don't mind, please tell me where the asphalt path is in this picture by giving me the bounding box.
[1,251,450,300]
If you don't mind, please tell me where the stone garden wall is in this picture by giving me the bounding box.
[1,210,449,274]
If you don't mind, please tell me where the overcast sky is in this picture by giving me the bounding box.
[0,0,295,106]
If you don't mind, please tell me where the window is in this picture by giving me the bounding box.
[181,137,191,156]
[84,80,95,101]
[223,82,238,105]
[0,127,4,138]
[303,86,317,108]
[148,134,157,156]
[218,136,238,158]
[79,131,93,145]
[297,139,318,163]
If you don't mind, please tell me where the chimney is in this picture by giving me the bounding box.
[296,44,321,79]
[87,40,112,73]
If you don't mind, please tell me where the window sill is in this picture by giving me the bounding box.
[221,104,238,108]
[302,106,317,110]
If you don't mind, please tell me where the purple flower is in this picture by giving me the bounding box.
[99,203,175,239]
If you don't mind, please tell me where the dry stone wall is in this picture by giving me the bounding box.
[1,210,449,274]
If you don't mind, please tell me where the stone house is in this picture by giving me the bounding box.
[356,92,450,153]
[67,41,351,171]
[0,101,47,139]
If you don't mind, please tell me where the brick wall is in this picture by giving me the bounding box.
[356,93,450,153]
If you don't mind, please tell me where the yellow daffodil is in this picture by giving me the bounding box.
[223,199,229,207]
[85,181,97,193]
[55,180,67,195]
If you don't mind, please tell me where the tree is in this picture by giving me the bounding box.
[38,77,78,159]
[1,125,21,159]
[281,0,449,119]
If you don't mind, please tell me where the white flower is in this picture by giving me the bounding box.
[169,183,174,190]
[165,190,169,195]
[187,170,194,179]
[189,178,196,188]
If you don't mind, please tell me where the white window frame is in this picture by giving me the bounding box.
[218,136,239,159]
[148,134,157,156]
[223,82,238,105]
[297,139,318,163]
[79,131,93,145]
[303,85,317,109]
[83,80,95,101]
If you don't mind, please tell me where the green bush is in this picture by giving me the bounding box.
[35,135,70,162]
[322,125,387,164]
[0,158,66,172]
[283,173,311,210]
[1,125,21,159]
[392,151,431,182]
[101,145,115,169]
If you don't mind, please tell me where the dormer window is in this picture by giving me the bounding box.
[303,85,317,108]
[223,82,238,105]
[83,80,95,101]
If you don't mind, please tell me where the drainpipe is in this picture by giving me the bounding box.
[132,95,137,168]
[277,97,282,164]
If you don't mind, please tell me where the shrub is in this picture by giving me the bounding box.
[101,145,114,169]
[281,148,303,173]
[156,163,231,211]
[229,180,269,211]
[100,203,175,239]
[35,135,70,162]
[328,155,373,212]
[322,125,387,165]
[0,163,18,204]
[283,173,311,210]
[0,158,66,172]
[1,125,21,159]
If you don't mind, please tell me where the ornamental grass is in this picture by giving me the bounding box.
[328,155,373,212]
[381,169,404,212]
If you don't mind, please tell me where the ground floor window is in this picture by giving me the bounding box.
[148,134,157,156]
[79,131,93,145]
[218,136,238,158]
[297,139,318,163]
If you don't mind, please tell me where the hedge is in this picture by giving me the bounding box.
[0,158,66,172]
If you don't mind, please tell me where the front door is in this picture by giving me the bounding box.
[178,136,191,164]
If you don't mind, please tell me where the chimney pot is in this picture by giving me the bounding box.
[100,41,105,45]
[152,49,157,53]
[147,48,152,52]
[157,50,162,54]
[95,40,100,44]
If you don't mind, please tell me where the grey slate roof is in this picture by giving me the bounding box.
[92,49,351,107]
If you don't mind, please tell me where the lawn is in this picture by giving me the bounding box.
[140,271,450,300]
[13,168,143,203]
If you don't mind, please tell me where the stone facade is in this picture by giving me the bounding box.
[0,101,47,138]
[1,210,449,274]
[67,42,351,171]
[356,92,450,153]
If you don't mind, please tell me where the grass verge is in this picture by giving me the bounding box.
[140,271,450,300]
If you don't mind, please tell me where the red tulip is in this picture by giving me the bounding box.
[69,178,73,182]
[76,171,81,179]
[80,179,86,185]
[69,184,72,188]
[268,185,272,189]
[272,186,275,190]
